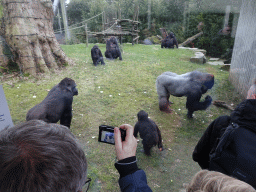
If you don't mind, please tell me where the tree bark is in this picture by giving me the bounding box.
[1,0,71,76]
[0,37,9,73]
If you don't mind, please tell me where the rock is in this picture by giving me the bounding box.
[143,39,153,45]
[207,61,225,65]
[190,52,206,64]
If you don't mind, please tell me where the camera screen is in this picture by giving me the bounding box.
[98,125,126,145]
[101,131,115,144]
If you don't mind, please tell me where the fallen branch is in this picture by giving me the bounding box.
[180,31,203,47]
[213,100,234,111]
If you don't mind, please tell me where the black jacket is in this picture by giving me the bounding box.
[193,99,256,169]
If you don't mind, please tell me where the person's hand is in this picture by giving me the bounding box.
[114,124,137,161]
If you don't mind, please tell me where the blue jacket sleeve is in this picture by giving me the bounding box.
[115,156,152,192]
[118,170,152,192]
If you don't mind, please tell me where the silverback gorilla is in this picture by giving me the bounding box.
[161,32,179,49]
[26,78,78,128]
[134,110,163,156]
[156,71,214,118]
[91,45,105,66]
[105,36,122,60]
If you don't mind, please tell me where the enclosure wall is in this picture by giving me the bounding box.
[229,0,256,98]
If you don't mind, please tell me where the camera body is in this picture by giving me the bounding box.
[98,125,126,145]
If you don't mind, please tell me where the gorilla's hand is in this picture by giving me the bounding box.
[204,95,212,108]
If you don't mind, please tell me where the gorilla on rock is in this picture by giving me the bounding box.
[156,70,214,118]
[26,78,78,128]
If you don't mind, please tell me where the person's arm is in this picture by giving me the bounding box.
[114,124,152,192]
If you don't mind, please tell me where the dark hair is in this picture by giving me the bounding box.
[0,120,87,192]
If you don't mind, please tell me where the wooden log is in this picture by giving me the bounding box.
[180,31,204,46]
[133,36,140,41]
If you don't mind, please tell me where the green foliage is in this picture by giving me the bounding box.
[166,22,186,44]
[148,36,161,44]
[2,43,242,191]
[66,1,90,25]
[185,12,235,57]
[0,4,3,21]
[63,0,187,43]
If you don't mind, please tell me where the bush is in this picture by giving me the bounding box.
[165,22,186,44]
[184,12,235,57]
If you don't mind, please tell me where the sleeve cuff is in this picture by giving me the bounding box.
[115,156,139,178]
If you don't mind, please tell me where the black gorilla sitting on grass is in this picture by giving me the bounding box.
[105,36,122,60]
[134,110,163,156]
[91,45,105,66]
[26,78,78,128]
[156,71,214,118]
[161,32,179,49]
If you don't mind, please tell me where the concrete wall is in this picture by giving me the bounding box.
[229,0,256,98]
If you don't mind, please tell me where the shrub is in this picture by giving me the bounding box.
[184,12,235,57]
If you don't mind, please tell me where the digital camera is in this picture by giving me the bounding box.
[98,125,126,145]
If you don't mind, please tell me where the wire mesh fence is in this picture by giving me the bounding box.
[0,0,255,97]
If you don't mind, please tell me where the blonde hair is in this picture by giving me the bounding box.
[187,170,256,192]
[247,79,256,99]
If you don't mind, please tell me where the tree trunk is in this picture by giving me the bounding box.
[1,0,71,76]
[0,37,9,73]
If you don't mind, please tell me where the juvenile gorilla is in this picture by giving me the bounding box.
[26,78,78,128]
[91,45,105,66]
[156,70,214,118]
[134,110,163,156]
[105,36,122,60]
[161,32,179,49]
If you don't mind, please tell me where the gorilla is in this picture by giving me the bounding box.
[156,71,214,118]
[26,78,78,128]
[104,132,115,144]
[161,32,179,49]
[134,110,163,156]
[91,45,105,66]
[105,36,122,60]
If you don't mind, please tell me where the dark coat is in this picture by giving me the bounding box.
[193,99,256,169]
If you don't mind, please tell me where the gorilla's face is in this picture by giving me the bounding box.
[203,74,214,90]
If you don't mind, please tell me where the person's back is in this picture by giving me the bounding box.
[0,120,87,192]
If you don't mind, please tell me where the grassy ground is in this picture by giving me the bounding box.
[1,43,242,191]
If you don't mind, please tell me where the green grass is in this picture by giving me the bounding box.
[1,43,242,191]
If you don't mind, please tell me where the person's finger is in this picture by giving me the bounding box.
[120,124,134,139]
[114,127,122,150]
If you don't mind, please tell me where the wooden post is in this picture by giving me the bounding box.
[183,1,187,32]
[60,0,70,43]
[102,11,105,31]
[148,0,151,29]
[224,5,231,28]
[136,4,139,44]
[85,23,88,47]
[57,7,62,34]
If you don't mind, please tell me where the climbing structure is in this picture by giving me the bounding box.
[91,3,140,45]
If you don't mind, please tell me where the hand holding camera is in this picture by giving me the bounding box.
[98,125,126,144]
[98,124,137,161]
[114,124,137,161]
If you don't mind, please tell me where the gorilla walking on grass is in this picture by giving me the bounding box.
[161,32,179,49]
[134,110,163,156]
[26,78,78,128]
[91,45,105,66]
[105,36,122,60]
[156,71,214,118]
